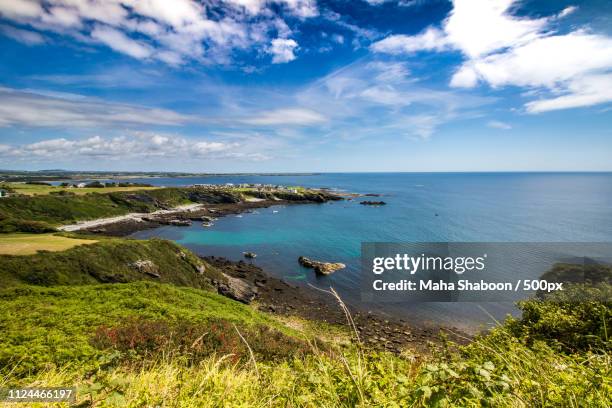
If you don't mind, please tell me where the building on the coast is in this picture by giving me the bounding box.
[76,183,87,188]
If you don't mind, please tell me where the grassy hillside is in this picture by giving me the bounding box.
[0,282,297,378]
[0,237,223,288]
[0,188,198,227]
[1,283,609,406]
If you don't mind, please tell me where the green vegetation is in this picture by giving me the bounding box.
[0,182,160,196]
[0,186,334,232]
[0,282,609,406]
[0,188,197,227]
[0,282,291,378]
[0,237,222,288]
[0,233,97,255]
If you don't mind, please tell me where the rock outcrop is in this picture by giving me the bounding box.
[298,256,346,275]
[216,273,258,303]
[129,260,160,278]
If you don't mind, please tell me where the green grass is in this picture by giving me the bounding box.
[0,187,196,227]
[0,182,160,196]
[0,237,222,289]
[1,284,609,406]
[0,282,288,378]
[0,233,98,255]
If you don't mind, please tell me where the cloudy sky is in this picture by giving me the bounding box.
[0,0,611,172]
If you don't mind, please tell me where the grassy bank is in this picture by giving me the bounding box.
[0,237,223,288]
[0,188,198,228]
[1,283,609,406]
[0,282,297,378]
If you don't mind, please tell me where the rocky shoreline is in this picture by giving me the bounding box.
[78,190,343,237]
[205,256,470,354]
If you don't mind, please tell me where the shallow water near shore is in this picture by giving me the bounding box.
[130,172,612,331]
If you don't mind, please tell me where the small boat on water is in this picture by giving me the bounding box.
[202,222,213,227]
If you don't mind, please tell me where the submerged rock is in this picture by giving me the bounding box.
[298,256,346,275]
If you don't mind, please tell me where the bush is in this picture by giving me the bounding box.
[91,317,311,364]
[507,283,611,353]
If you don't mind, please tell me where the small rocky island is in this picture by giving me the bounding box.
[298,256,346,275]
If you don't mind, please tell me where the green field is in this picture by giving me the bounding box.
[0,233,97,255]
[0,182,160,196]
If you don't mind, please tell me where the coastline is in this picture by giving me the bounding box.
[206,255,470,354]
[67,190,468,352]
[71,193,342,236]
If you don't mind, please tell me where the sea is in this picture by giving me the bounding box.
[121,173,612,331]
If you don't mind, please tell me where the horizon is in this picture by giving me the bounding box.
[3,169,612,175]
[1,0,612,172]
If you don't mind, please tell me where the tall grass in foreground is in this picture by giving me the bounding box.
[4,327,609,407]
[1,284,610,407]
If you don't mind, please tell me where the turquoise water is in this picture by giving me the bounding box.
[131,173,612,329]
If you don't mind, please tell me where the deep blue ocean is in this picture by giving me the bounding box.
[127,173,612,330]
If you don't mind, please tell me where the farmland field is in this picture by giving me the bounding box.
[0,233,98,255]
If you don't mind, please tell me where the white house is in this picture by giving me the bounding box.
[76,183,87,188]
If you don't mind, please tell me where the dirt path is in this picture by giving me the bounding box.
[57,204,204,232]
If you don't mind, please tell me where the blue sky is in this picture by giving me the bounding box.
[0,0,611,172]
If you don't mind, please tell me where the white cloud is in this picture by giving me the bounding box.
[243,108,326,125]
[224,0,317,18]
[91,25,153,59]
[487,120,512,130]
[525,74,612,113]
[0,24,44,45]
[0,0,319,65]
[370,27,449,54]
[0,132,245,160]
[296,58,494,139]
[0,87,187,128]
[269,38,298,63]
[372,0,612,113]
[557,6,578,19]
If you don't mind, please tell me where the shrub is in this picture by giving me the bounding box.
[507,283,611,353]
[91,318,312,364]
